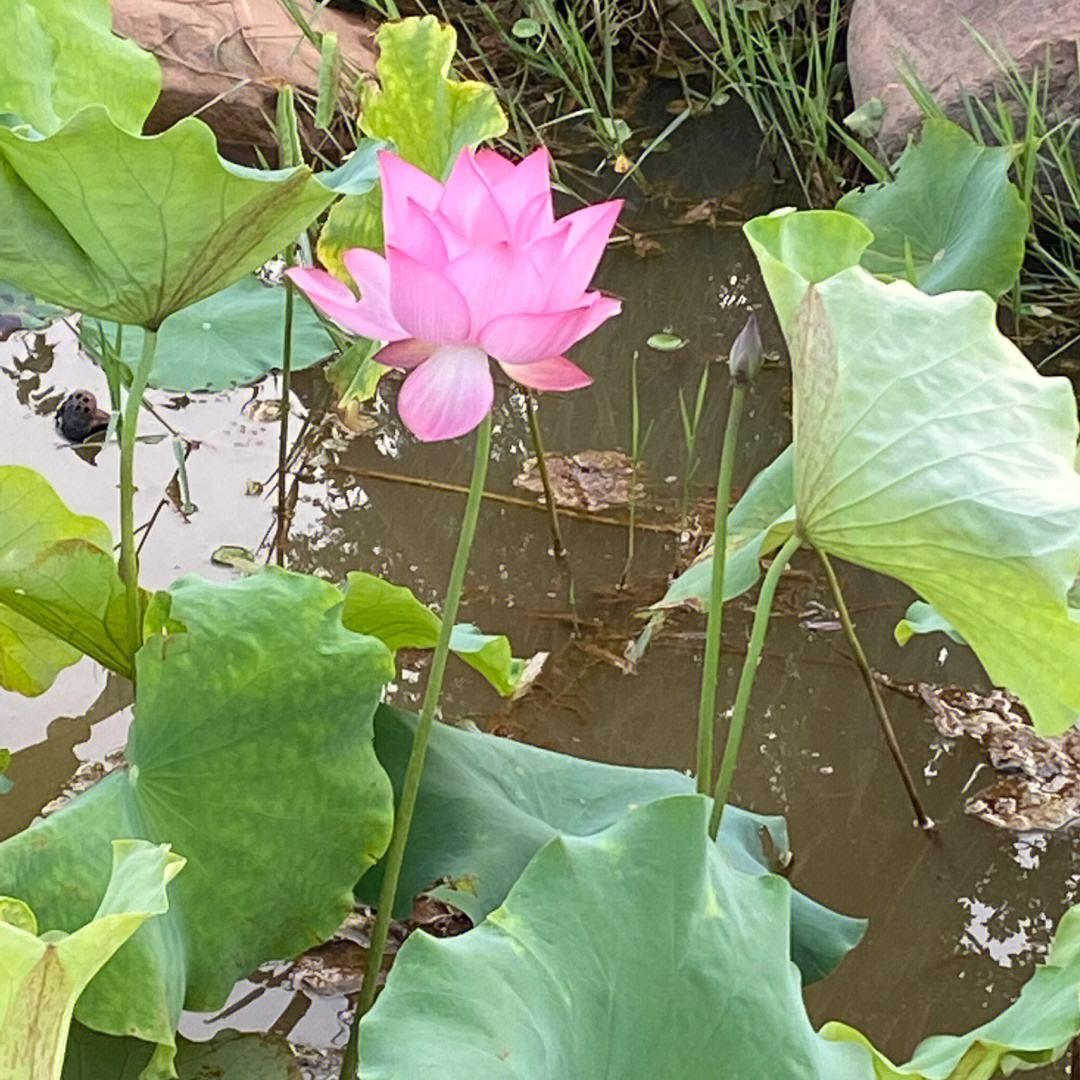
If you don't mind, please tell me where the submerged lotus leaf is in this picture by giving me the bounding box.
[317,16,507,277]
[1,0,161,135]
[342,573,526,697]
[746,209,1080,735]
[62,1027,301,1080]
[0,466,133,696]
[0,840,182,1080]
[0,107,335,328]
[823,904,1080,1076]
[651,443,795,613]
[361,795,875,1079]
[0,569,395,1059]
[838,120,1027,298]
[82,278,336,394]
[360,708,866,985]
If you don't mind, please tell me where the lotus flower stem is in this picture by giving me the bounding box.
[815,548,935,832]
[695,383,748,794]
[524,392,566,558]
[274,283,296,567]
[344,413,494,1072]
[710,531,802,839]
[118,327,159,664]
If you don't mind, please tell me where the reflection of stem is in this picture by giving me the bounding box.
[815,548,935,832]
[524,393,565,558]
[695,384,747,795]
[343,414,494,1075]
[118,328,159,666]
[710,531,802,838]
[275,284,296,567]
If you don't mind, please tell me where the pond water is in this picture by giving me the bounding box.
[1,98,1077,1075]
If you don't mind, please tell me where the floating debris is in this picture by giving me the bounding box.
[514,450,643,512]
[881,675,1080,831]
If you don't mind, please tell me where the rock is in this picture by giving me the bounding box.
[847,0,1080,155]
[112,0,377,156]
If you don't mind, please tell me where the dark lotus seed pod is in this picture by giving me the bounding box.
[55,390,110,444]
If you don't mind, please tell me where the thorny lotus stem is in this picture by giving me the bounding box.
[118,327,159,666]
[815,548,935,832]
[524,392,565,558]
[695,383,748,795]
[343,412,494,1075]
[710,531,802,839]
[275,283,296,566]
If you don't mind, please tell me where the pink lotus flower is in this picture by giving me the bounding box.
[288,147,623,441]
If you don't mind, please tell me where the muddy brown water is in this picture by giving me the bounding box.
[2,104,1078,1076]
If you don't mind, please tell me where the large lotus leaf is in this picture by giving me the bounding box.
[0,569,395,1061]
[0,840,183,1080]
[1,0,161,135]
[360,707,866,984]
[746,209,1080,735]
[342,573,526,697]
[63,1027,300,1080]
[0,466,134,696]
[317,16,507,278]
[823,904,1080,1077]
[361,795,875,1079]
[651,443,795,614]
[81,277,336,394]
[838,120,1027,298]
[0,107,335,328]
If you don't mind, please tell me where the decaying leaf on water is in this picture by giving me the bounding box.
[882,676,1080,831]
[514,450,644,512]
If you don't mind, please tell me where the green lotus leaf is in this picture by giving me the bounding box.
[342,572,526,697]
[1,0,161,135]
[0,569,395,1061]
[361,795,875,1079]
[0,279,68,337]
[838,119,1028,298]
[822,904,1080,1076]
[0,107,336,329]
[0,466,135,696]
[81,277,336,394]
[327,338,388,407]
[746,209,1080,735]
[317,15,507,277]
[894,601,967,647]
[651,443,795,614]
[360,707,866,984]
[0,839,183,1080]
[63,1026,301,1080]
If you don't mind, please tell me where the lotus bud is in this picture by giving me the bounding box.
[728,313,763,387]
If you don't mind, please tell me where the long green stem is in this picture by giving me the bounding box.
[275,284,296,566]
[710,530,802,838]
[342,413,494,1076]
[524,393,565,558]
[814,548,935,831]
[118,328,159,665]
[695,384,747,794]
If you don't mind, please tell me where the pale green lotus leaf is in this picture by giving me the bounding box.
[0,840,183,1080]
[327,338,388,406]
[746,208,1080,734]
[317,16,507,278]
[0,569,395,1059]
[81,277,335,394]
[361,707,866,984]
[342,572,526,697]
[894,601,967,647]
[361,795,875,1079]
[838,119,1027,298]
[823,905,1080,1077]
[0,108,335,329]
[0,0,161,135]
[0,466,134,696]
